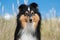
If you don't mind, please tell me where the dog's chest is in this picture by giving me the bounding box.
[19,32,36,40]
[19,23,37,40]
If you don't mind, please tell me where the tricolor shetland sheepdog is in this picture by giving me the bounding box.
[14,3,41,40]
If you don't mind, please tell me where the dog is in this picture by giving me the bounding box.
[14,3,41,40]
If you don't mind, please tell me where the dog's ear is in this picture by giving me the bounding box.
[30,3,38,9]
[18,4,28,12]
[29,3,38,13]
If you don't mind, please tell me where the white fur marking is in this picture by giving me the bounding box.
[18,23,37,40]
[28,7,30,11]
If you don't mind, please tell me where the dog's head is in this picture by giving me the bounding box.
[18,3,41,30]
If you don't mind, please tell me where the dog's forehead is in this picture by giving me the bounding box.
[28,7,34,12]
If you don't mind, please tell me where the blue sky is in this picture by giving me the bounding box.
[0,0,60,18]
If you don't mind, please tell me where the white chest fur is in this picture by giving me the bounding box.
[19,32,36,40]
[18,23,37,40]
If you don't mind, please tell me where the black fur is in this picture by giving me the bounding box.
[14,3,41,40]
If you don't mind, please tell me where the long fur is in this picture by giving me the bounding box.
[14,3,41,40]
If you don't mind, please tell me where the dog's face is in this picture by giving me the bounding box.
[18,3,40,31]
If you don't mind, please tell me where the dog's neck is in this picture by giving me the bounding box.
[23,23,35,32]
[18,23,37,40]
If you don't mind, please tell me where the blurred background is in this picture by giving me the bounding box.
[0,0,60,40]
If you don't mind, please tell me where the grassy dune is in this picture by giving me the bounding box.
[0,17,60,40]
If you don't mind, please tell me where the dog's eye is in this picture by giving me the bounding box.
[31,11,34,14]
[24,11,28,16]
[32,12,34,14]
[32,12,35,16]
[24,13,28,16]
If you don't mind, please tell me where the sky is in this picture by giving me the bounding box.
[0,0,60,19]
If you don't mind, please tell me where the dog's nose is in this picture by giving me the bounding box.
[29,17,32,23]
[29,19,32,23]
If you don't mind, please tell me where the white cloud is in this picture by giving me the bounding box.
[4,13,13,20]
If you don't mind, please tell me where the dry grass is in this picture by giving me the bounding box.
[0,16,60,40]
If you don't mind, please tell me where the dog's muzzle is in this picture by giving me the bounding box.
[27,13,35,23]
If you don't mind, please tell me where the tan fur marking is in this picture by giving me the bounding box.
[31,11,34,14]
[19,15,27,28]
[25,11,28,13]
[32,14,40,30]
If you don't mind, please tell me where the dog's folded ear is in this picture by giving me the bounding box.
[18,4,28,12]
[30,3,38,9]
[29,3,39,13]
